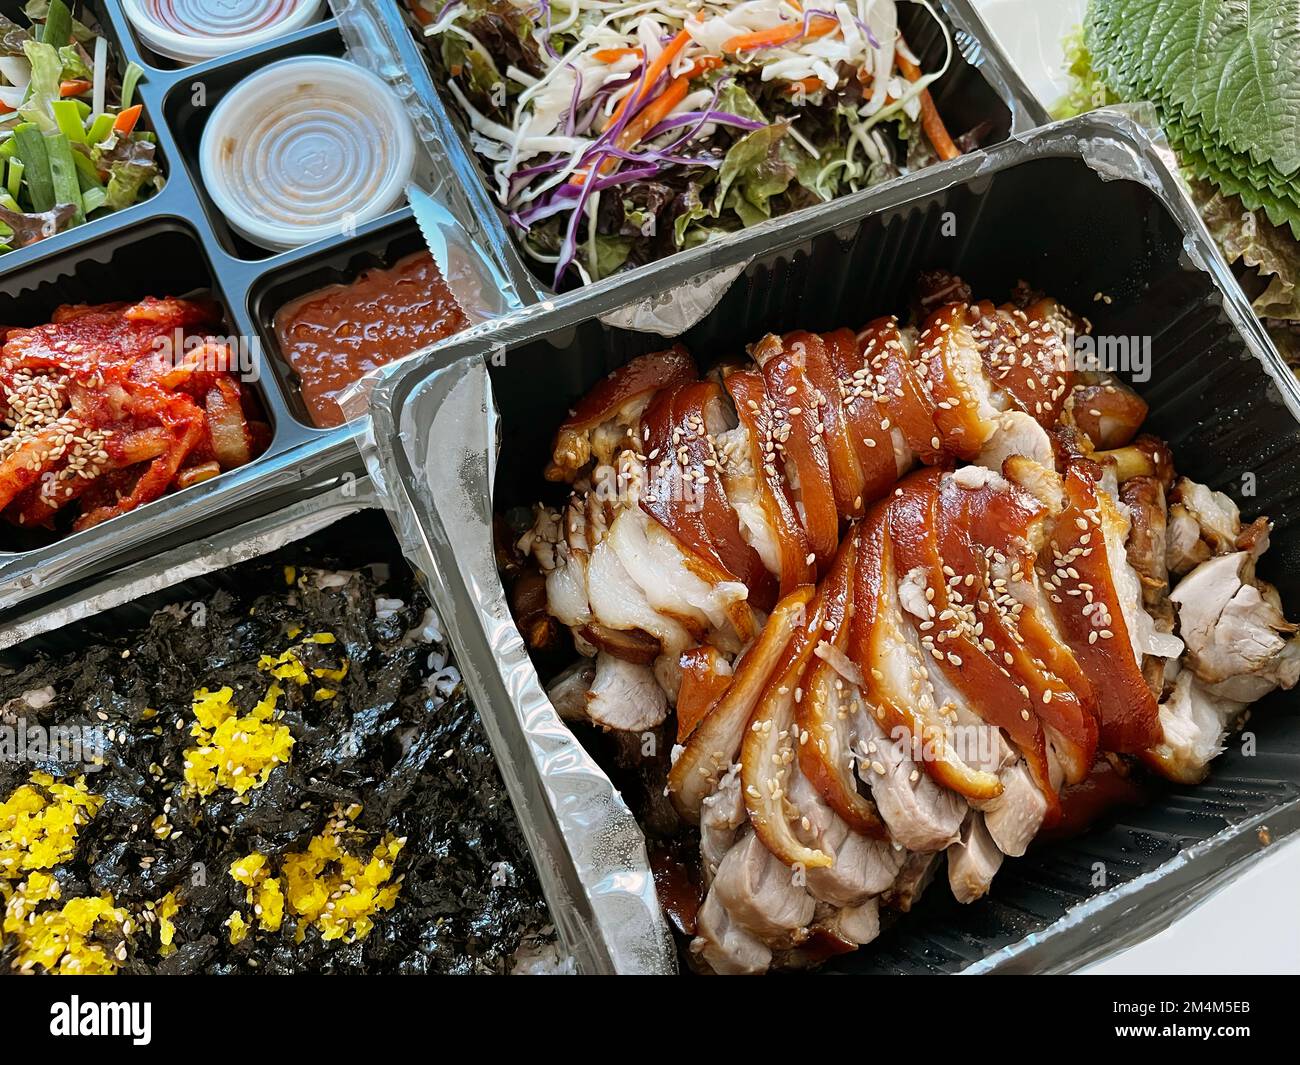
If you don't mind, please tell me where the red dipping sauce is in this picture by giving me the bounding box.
[273,250,468,428]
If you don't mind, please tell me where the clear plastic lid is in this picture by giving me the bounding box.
[123,0,326,64]
[199,56,416,252]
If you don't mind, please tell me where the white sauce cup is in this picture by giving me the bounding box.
[123,0,327,65]
[199,56,416,252]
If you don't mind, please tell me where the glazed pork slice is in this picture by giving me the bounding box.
[888,469,1057,843]
[668,588,814,819]
[915,303,1004,460]
[819,325,902,508]
[751,331,841,571]
[720,370,816,597]
[848,498,1003,805]
[857,315,941,470]
[1060,374,1149,451]
[854,704,967,852]
[586,529,693,664]
[1010,455,1163,754]
[800,327,871,520]
[605,504,750,644]
[545,345,696,482]
[793,524,892,840]
[938,464,1100,786]
[639,380,774,617]
[741,539,858,873]
[968,297,1076,428]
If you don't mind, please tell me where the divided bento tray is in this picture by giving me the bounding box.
[355,110,1300,974]
[344,0,1050,301]
[0,0,425,609]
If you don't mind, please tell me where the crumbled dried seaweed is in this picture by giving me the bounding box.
[0,515,554,974]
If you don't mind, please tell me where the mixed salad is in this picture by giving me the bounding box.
[0,0,162,255]
[409,0,973,288]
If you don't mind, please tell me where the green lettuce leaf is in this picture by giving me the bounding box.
[19,39,62,132]
[1190,178,1300,321]
[715,82,767,125]
[715,122,796,228]
[590,234,632,280]
[1051,25,1121,119]
[102,158,158,212]
[57,42,90,81]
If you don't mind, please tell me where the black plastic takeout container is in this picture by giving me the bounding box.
[0,0,436,609]
[365,0,1050,299]
[357,112,1300,973]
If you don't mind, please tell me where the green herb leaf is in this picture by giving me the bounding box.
[1087,0,1300,176]
[38,0,71,49]
[11,124,54,211]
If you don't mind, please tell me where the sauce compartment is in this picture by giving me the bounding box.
[0,215,278,552]
[160,19,408,261]
[0,0,169,275]
[249,216,468,429]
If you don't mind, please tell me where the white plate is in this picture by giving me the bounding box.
[970,0,1085,113]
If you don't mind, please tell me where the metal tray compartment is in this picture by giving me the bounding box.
[0,479,560,974]
[0,2,439,611]
[358,112,1300,973]
[368,0,1048,300]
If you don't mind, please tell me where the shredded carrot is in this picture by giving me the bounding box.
[895,41,960,162]
[593,46,644,63]
[0,100,13,115]
[574,51,720,184]
[410,3,434,25]
[600,74,692,173]
[722,16,837,54]
[113,104,143,136]
[602,28,693,133]
[59,79,92,98]
[785,75,825,96]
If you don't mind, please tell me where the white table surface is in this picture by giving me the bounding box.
[966,0,1300,976]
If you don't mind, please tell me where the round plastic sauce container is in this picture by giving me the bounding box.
[199,57,416,252]
[123,0,327,63]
